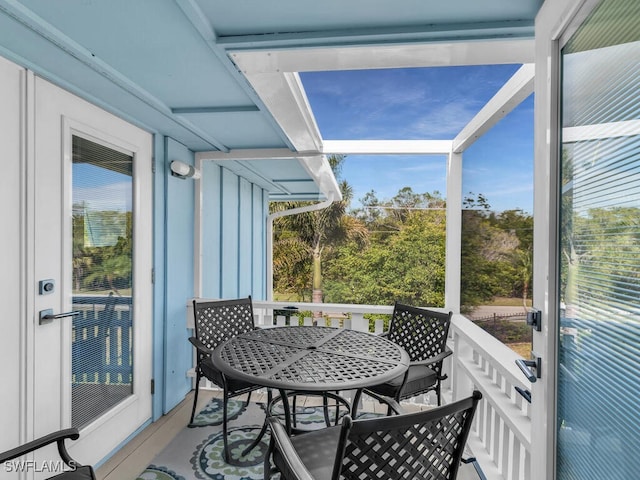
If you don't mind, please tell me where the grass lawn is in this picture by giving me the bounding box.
[273,292,306,302]
[487,296,532,307]
[508,342,532,358]
[475,318,532,358]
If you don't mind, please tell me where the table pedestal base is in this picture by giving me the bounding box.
[269,390,352,434]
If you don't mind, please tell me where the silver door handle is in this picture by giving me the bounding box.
[39,309,80,325]
[515,356,541,383]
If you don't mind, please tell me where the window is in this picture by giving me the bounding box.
[557,1,640,478]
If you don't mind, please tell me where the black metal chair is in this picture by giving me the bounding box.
[0,428,95,480]
[189,296,264,462]
[353,302,453,415]
[266,390,482,480]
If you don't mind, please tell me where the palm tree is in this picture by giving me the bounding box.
[272,155,367,312]
[83,252,131,296]
[516,246,533,310]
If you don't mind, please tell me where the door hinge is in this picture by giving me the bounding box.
[151,268,155,284]
[151,157,156,174]
[151,379,155,395]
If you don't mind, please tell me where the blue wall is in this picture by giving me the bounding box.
[201,162,268,300]
[162,138,196,413]
[156,142,269,415]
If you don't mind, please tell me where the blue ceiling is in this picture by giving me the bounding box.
[203,0,541,38]
[0,0,543,196]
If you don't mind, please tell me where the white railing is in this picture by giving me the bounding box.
[252,300,393,332]
[446,314,532,480]
[188,299,532,480]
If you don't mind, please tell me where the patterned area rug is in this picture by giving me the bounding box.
[136,398,269,480]
[135,397,365,480]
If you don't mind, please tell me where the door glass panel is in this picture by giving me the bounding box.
[71,135,134,428]
[558,1,640,478]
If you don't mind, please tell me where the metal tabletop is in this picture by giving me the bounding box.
[212,326,409,392]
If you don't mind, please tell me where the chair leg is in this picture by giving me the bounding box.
[389,392,402,416]
[264,436,274,480]
[318,392,342,426]
[292,393,298,428]
[189,371,201,425]
[436,382,442,406]
[240,389,273,457]
[222,388,230,463]
[322,393,331,427]
[351,389,363,418]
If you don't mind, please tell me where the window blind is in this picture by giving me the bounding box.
[557,1,640,479]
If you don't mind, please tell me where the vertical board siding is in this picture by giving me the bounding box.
[252,184,265,298]
[201,161,222,298]
[221,168,239,298]
[201,164,268,300]
[164,137,196,413]
[238,177,253,295]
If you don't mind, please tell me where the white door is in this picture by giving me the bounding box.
[554,1,640,479]
[533,1,640,479]
[33,76,152,469]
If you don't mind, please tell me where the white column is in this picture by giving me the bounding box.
[445,150,462,313]
[193,156,203,298]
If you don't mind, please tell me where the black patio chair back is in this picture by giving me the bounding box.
[191,297,256,388]
[193,296,255,351]
[0,428,96,480]
[189,296,262,462]
[352,303,453,415]
[388,302,452,386]
[267,391,482,480]
[390,302,450,350]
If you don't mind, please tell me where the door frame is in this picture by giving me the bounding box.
[532,1,601,479]
[31,75,153,467]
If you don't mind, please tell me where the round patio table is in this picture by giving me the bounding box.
[212,325,409,441]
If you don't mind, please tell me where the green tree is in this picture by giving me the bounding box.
[325,200,446,307]
[352,190,384,226]
[271,155,367,306]
[560,147,580,316]
[83,250,131,296]
[514,245,533,309]
[461,193,525,310]
[73,209,133,295]
[560,145,640,316]
[489,209,533,301]
[72,210,92,292]
[576,206,640,303]
[272,229,313,300]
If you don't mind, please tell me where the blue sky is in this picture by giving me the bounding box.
[73,163,132,212]
[300,65,534,214]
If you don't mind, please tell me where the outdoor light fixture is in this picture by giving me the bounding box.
[170,160,200,179]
